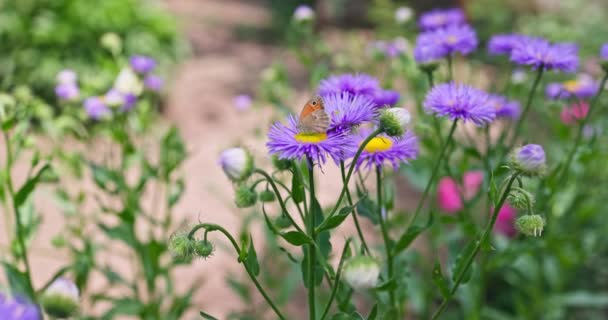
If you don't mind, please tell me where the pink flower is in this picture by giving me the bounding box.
[560,101,589,125]
[437,170,484,214]
[493,204,517,237]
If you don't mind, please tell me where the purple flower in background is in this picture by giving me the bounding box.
[510,38,578,73]
[104,89,125,107]
[129,55,156,74]
[488,34,528,55]
[55,83,79,101]
[488,94,521,120]
[234,94,253,111]
[372,90,400,107]
[144,75,163,92]
[83,97,111,120]
[424,82,496,126]
[122,93,137,111]
[267,115,352,164]
[57,69,77,84]
[601,43,608,60]
[415,24,478,59]
[0,293,41,320]
[545,75,598,100]
[322,93,376,132]
[351,129,418,170]
[414,35,447,64]
[293,5,315,21]
[318,73,381,98]
[418,8,466,31]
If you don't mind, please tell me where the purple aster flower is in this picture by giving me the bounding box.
[487,94,521,120]
[234,94,253,111]
[318,74,381,98]
[0,293,41,320]
[267,115,353,164]
[424,82,496,126]
[55,83,79,101]
[129,55,156,74]
[83,97,111,120]
[415,24,478,60]
[293,5,314,21]
[545,75,598,100]
[56,69,77,84]
[418,8,466,31]
[322,93,376,133]
[488,34,528,55]
[510,37,579,73]
[144,74,163,92]
[121,93,137,111]
[372,89,400,107]
[351,130,418,170]
[601,43,608,60]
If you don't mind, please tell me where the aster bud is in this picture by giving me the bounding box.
[235,185,257,208]
[342,256,380,291]
[219,148,254,182]
[507,187,536,211]
[259,189,275,202]
[515,214,545,237]
[293,5,315,22]
[275,215,292,229]
[168,230,197,260]
[272,156,292,171]
[394,7,413,24]
[40,277,80,319]
[509,144,546,177]
[379,108,411,137]
[100,32,122,55]
[194,240,214,259]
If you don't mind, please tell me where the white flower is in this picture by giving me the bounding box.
[395,7,413,24]
[293,5,315,22]
[114,67,143,96]
[219,148,254,182]
[41,277,80,318]
[57,70,77,84]
[342,256,380,290]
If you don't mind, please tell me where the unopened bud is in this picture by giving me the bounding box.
[342,256,380,291]
[515,214,545,237]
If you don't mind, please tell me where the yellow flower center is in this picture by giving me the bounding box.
[295,132,328,143]
[563,80,580,92]
[363,137,393,153]
[446,36,458,44]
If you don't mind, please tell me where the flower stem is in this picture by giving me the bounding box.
[320,238,352,320]
[306,156,317,320]
[506,68,544,150]
[409,120,458,225]
[189,223,285,319]
[327,128,382,219]
[376,165,396,311]
[424,69,444,145]
[254,168,305,234]
[340,161,371,255]
[447,54,454,81]
[559,72,608,182]
[431,173,519,320]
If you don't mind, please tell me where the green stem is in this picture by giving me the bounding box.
[3,131,35,299]
[425,70,444,145]
[506,68,544,150]
[431,173,519,320]
[306,157,317,320]
[254,168,305,234]
[559,72,608,182]
[376,166,396,310]
[447,54,454,81]
[340,161,371,255]
[320,238,353,320]
[189,224,285,319]
[327,129,382,219]
[409,120,458,225]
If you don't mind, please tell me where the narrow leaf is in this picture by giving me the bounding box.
[432,261,451,298]
[281,231,313,246]
[14,164,51,208]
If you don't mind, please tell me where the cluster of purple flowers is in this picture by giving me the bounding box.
[545,75,598,100]
[57,55,164,120]
[414,8,477,64]
[368,38,409,59]
[267,73,418,168]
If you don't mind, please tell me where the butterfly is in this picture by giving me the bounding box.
[297,96,330,133]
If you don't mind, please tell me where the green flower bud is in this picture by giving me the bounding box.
[41,277,80,319]
[275,215,292,229]
[342,256,380,291]
[515,214,545,237]
[168,230,197,260]
[271,156,292,171]
[259,190,276,202]
[379,108,411,137]
[507,187,535,211]
[219,148,254,182]
[194,240,214,259]
[235,185,257,208]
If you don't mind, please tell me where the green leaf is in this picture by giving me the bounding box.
[392,210,434,255]
[2,262,33,299]
[90,163,124,194]
[281,231,313,246]
[291,167,305,203]
[432,261,451,298]
[316,205,355,233]
[200,311,220,320]
[244,236,260,277]
[14,163,51,208]
[367,304,378,320]
[160,126,186,180]
[452,239,477,284]
[374,278,396,291]
[355,196,378,224]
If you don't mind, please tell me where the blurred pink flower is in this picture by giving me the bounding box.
[437,170,484,213]
[560,101,589,125]
[493,204,517,237]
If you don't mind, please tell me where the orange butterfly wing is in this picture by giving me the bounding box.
[297,96,330,133]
